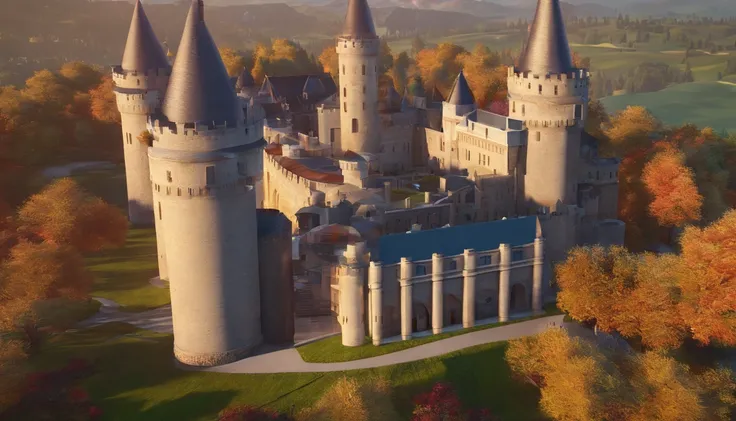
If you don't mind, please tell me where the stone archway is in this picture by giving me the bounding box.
[510,284,529,312]
[475,288,497,320]
[412,302,430,333]
[444,294,462,326]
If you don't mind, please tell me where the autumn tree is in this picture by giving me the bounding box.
[0,339,26,412]
[59,62,103,92]
[642,148,703,227]
[677,210,736,346]
[414,43,466,94]
[17,178,128,253]
[22,70,73,109]
[298,377,400,421]
[219,47,247,78]
[318,46,339,82]
[251,39,320,85]
[459,44,506,108]
[556,246,638,332]
[89,75,120,124]
[603,106,660,157]
[612,254,687,349]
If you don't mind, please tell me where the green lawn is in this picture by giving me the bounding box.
[32,323,544,421]
[298,310,557,363]
[600,81,736,134]
[85,228,170,312]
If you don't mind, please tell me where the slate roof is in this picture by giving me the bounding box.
[447,71,475,106]
[121,0,170,73]
[342,0,377,39]
[518,0,574,75]
[162,0,240,126]
[429,85,445,103]
[236,69,255,91]
[375,216,540,265]
[259,74,337,113]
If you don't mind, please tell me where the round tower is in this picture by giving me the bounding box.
[507,0,588,211]
[149,0,262,366]
[337,0,380,155]
[338,242,368,347]
[113,0,171,226]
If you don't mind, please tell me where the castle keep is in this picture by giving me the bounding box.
[115,0,624,363]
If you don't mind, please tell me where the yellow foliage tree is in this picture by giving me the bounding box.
[414,43,466,94]
[22,69,72,108]
[89,75,120,124]
[318,46,339,82]
[613,254,687,349]
[59,62,103,92]
[642,148,703,227]
[298,377,400,421]
[17,178,128,253]
[219,47,246,77]
[556,246,637,332]
[458,44,506,108]
[603,106,660,156]
[678,210,736,346]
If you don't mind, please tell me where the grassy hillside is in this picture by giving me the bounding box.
[600,81,736,133]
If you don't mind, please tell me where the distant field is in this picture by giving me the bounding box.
[600,82,736,134]
[389,31,733,82]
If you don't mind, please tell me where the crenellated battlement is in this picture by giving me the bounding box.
[524,119,579,129]
[507,67,589,99]
[115,90,161,115]
[112,65,170,91]
[336,36,380,55]
[148,118,250,152]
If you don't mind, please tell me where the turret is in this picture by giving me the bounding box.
[148,0,262,367]
[113,0,171,226]
[337,0,380,155]
[441,71,476,171]
[507,0,588,211]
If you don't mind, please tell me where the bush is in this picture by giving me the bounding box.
[412,382,499,421]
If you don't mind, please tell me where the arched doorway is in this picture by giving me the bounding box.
[510,284,528,312]
[412,303,430,333]
[475,289,497,320]
[444,294,462,326]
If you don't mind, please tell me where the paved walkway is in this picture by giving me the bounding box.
[77,297,174,334]
[200,314,565,374]
[42,161,115,179]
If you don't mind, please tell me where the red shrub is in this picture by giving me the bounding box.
[412,383,500,421]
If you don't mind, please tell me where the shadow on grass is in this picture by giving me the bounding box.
[107,391,238,421]
[388,342,547,421]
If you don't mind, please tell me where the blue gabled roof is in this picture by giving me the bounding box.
[375,216,539,265]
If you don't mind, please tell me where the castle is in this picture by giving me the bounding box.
[114,0,624,364]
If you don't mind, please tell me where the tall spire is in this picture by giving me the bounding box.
[163,0,240,125]
[342,0,377,39]
[447,71,475,106]
[517,0,574,75]
[121,0,170,73]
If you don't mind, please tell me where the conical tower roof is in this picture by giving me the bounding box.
[518,0,574,75]
[121,0,170,73]
[342,0,377,39]
[163,0,240,126]
[235,68,255,91]
[429,85,444,103]
[447,71,474,106]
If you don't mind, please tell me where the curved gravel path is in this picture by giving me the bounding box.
[201,315,565,374]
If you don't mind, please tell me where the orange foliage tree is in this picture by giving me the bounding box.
[642,148,703,227]
[318,46,339,82]
[89,75,120,124]
[414,43,466,94]
[458,44,507,109]
[17,178,127,253]
[678,210,736,346]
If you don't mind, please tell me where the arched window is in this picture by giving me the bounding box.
[536,132,541,142]
[554,85,559,95]
[538,85,542,94]
[344,102,347,112]
[342,65,345,75]
[352,118,359,133]
[343,87,346,97]
[362,64,366,75]
[522,105,526,117]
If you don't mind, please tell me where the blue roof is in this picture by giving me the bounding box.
[375,217,539,265]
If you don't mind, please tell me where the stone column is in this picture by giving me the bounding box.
[498,243,511,322]
[400,257,413,340]
[432,253,444,334]
[338,245,366,347]
[369,262,383,346]
[462,249,476,328]
[532,237,545,315]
